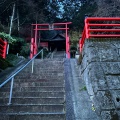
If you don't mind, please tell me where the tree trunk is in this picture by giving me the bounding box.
[9,3,15,36]
[8,3,15,54]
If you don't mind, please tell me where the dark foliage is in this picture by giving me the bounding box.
[0,56,13,70]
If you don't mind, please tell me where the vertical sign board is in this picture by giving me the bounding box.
[30,38,34,59]
[40,42,48,48]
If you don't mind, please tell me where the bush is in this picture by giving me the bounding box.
[43,48,49,58]
[0,57,13,70]
[36,47,49,59]
[6,54,18,63]
[20,43,30,57]
[70,45,77,58]
[6,54,23,66]
[9,37,25,55]
[78,53,82,64]
[0,32,17,43]
[0,32,28,56]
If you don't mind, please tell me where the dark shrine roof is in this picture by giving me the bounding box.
[41,33,65,42]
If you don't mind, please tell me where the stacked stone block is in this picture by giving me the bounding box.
[80,39,120,120]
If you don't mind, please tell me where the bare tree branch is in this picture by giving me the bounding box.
[0,1,16,15]
[0,0,7,5]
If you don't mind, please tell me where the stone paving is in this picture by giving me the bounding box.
[64,58,100,120]
[64,59,75,120]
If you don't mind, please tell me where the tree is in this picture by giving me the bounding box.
[73,0,97,30]
[60,0,81,22]
[94,0,120,17]
[59,0,97,30]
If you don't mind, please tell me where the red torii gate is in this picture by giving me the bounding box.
[30,22,72,59]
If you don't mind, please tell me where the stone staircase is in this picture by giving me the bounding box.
[0,59,66,120]
[53,51,66,58]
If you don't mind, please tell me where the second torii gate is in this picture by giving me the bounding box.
[30,22,72,59]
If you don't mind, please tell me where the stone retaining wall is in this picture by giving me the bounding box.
[80,39,120,120]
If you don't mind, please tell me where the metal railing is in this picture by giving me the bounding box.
[0,49,44,105]
[50,49,57,59]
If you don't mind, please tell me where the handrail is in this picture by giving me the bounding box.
[79,27,86,52]
[0,49,44,105]
[79,17,120,53]
[51,48,57,59]
[0,49,43,88]
[85,17,120,38]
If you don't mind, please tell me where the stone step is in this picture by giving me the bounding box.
[27,60,63,62]
[25,62,64,69]
[17,72,64,75]
[0,97,65,105]
[0,113,65,120]
[16,73,64,76]
[15,78,64,81]
[0,58,66,120]
[22,67,63,71]
[22,70,64,73]
[4,81,64,87]
[24,65,63,68]
[13,79,64,83]
[20,71,63,74]
[33,59,64,62]
[24,69,64,72]
[1,86,65,92]
[22,69,63,72]
[33,65,63,67]
[18,69,60,74]
[33,62,64,65]
[15,75,64,80]
[33,61,63,63]
[0,104,65,113]
[0,91,65,98]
